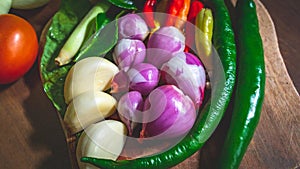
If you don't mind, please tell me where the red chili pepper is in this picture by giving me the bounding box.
[184,0,204,52]
[143,0,157,29]
[187,0,204,22]
[165,0,191,29]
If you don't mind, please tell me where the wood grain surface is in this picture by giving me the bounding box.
[0,0,299,169]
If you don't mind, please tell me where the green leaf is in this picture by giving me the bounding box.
[107,0,137,10]
[74,17,118,62]
[96,13,109,30]
[40,0,92,117]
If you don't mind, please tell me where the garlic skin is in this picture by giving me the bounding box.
[64,91,117,134]
[64,57,119,104]
[76,120,127,169]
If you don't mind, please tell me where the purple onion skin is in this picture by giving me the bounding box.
[118,91,144,136]
[146,26,185,68]
[161,52,206,108]
[113,39,146,71]
[178,52,206,95]
[145,49,173,69]
[127,63,160,96]
[142,85,196,138]
[111,70,129,94]
[118,14,149,41]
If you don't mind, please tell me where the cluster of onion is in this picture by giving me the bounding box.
[112,14,206,141]
[63,13,206,169]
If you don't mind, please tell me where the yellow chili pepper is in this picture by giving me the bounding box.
[195,8,213,57]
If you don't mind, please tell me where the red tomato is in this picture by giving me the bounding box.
[0,14,38,84]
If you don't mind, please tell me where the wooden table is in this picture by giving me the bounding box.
[0,0,299,168]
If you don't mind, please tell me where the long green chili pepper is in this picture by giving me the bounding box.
[217,0,265,168]
[80,0,236,168]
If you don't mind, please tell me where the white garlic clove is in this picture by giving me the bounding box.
[76,120,127,169]
[64,91,117,134]
[64,57,119,104]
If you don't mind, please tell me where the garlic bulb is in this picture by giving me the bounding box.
[64,91,117,134]
[76,120,127,169]
[64,57,119,104]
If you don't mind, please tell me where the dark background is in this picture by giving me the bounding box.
[0,0,299,168]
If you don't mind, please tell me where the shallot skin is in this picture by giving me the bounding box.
[117,91,144,136]
[142,85,196,139]
[127,63,160,96]
[118,13,149,41]
[161,52,206,108]
[113,39,146,71]
[146,26,185,68]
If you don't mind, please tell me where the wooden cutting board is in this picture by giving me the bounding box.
[238,0,300,168]
[38,0,300,168]
[173,0,300,168]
